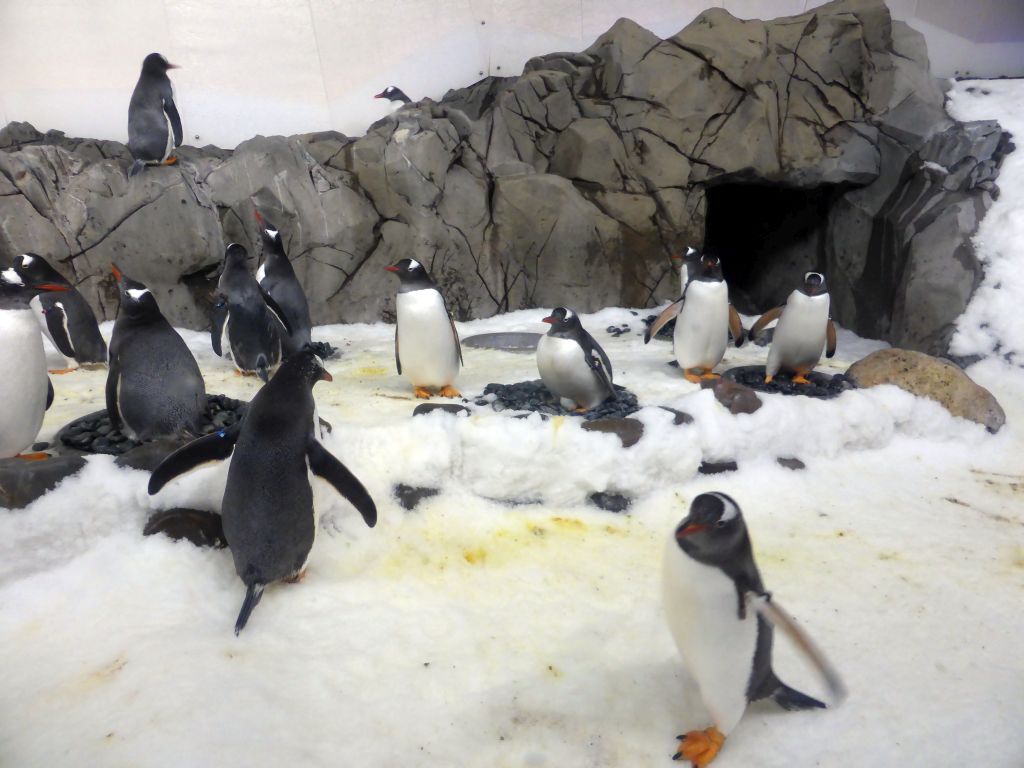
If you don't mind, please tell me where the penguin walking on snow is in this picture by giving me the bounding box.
[149,348,377,635]
[107,265,206,441]
[10,253,107,372]
[127,53,183,177]
[254,212,312,356]
[0,267,64,459]
[645,254,745,383]
[536,307,616,412]
[749,272,837,385]
[212,243,292,382]
[386,258,463,399]
[663,493,844,766]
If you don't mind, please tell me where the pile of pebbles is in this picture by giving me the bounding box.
[59,394,248,456]
[723,366,854,399]
[476,379,640,420]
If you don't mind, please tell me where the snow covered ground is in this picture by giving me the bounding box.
[1,81,1022,768]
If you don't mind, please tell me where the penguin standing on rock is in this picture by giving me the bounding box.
[212,243,292,382]
[10,253,107,372]
[663,492,844,766]
[386,258,462,399]
[749,272,837,385]
[254,212,312,356]
[107,265,206,441]
[149,348,377,635]
[127,53,183,177]
[0,267,64,459]
[536,307,616,412]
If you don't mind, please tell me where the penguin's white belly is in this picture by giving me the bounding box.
[0,310,48,458]
[662,538,757,735]
[767,293,830,376]
[674,282,729,371]
[536,335,606,409]
[396,289,459,388]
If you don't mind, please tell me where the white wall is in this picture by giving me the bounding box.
[1,0,1022,149]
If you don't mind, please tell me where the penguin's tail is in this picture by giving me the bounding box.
[234,583,265,635]
[128,159,147,178]
[770,680,827,711]
[255,355,270,383]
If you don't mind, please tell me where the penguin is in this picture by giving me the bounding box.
[10,253,107,372]
[254,212,312,356]
[212,243,292,382]
[671,246,702,298]
[749,272,837,385]
[663,493,833,766]
[107,265,206,441]
[536,307,616,412]
[148,347,377,635]
[385,258,463,399]
[127,53,183,177]
[0,267,66,459]
[374,86,412,105]
[645,254,745,383]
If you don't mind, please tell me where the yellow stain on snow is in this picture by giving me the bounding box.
[354,365,388,377]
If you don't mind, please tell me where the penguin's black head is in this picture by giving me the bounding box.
[801,271,828,297]
[694,254,724,282]
[1,264,70,308]
[141,53,178,75]
[111,263,159,319]
[374,86,411,104]
[281,345,333,387]
[224,243,250,270]
[541,306,581,334]
[254,211,283,254]
[384,258,434,290]
[670,246,701,273]
[673,492,747,558]
[11,253,67,287]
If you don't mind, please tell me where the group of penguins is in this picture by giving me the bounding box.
[0,52,850,767]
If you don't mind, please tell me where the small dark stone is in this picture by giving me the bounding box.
[462,332,543,352]
[91,437,113,453]
[658,406,694,425]
[412,403,471,417]
[143,508,226,548]
[95,424,111,436]
[587,491,631,513]
[394,484,441,511]
[31,441,49,452]
[777,457,806,470]
[698,460,739,475]
[702,378,763,415]
[0,455,87,509]
[581,417,644,448]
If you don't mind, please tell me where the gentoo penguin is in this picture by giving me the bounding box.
[127,53,182,177]
[664,493,839,766]
[212,243,292,382]
[374,86,412,105]
[10,252,107,372]
[254,212,312,356]
[749,272,837,385]
[672,246,702,298]
[0,268,66,459]
[107,265,206,441]
[386,258,462,399]
[536,307,616,412]
[149,347,377,635]
[645,254,745,383]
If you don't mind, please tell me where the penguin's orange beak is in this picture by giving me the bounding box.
[167,63,181,70]
[320,370,333,383]
[110,263,123,281]
[384,265,400,273]
[670,253,682,261]
[35,283,70,292]
[676,522,706,539]
[254,210,265,227]
[542,315,556,324]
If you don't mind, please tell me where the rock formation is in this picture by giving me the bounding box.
[0,0,1013,353]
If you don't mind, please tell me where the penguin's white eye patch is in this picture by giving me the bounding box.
[685,246,697,256]
[1,268,23,285]
[265,229,279,239]
[408,259,422,270]
[710,492,739,522]
[126,288,150,300]
[314,354,325,368]
[20,254,34,266]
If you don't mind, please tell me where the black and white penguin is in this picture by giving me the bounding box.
[645,254,745,383]
[663,493,832,766]
[127,53,182,177]
[749,272,837,385]
[10,252,107,372]
[374,86,412,105]
[385,258,462,399]
[0,267,66,459]
[671,246,702,298]
[212,243,291,382]
[254,212,311,356]
[148,348,377,635]
[107,265,206,441]
[536,307,616,412]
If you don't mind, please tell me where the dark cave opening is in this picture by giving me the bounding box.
[704,183,843,315]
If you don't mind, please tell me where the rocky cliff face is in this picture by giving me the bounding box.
[0,0,1012,352]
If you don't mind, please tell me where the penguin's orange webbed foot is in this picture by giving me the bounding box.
[16,452,50,462]
[683,369,703,384]
[764,375,774,384]
[700,370,721,380]
[413,386,433,399]
[673,727,724,767]
[163,155,178,166]
[284,568,307,584]
[792,374,811,385]
[439,385,462,399]
[48,367,76,375]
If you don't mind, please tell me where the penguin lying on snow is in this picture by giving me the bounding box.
[127,53,183,178]
[10,252,107,372]
[663,493,845,766]
[536,307,616,412]
[645,254,745,383]
[749,272,837,385]
[254,212,312,357]
[149,348,377,635]
[0,267,63,459]
[212,243,292,382]
[107,265,206,441]
[386,258,463,399]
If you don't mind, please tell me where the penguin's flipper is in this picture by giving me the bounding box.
[580,329,616,399]
[644,299,683,344]
[128,160,146,178]
[259,286,293,336]
[448,313,464,367]
[105,357,122,431]
[749,305,784,341]
[235,583,265,636]
[826,319,837,359]
[394,327,402,375]
[306,438,377,528]
[46,377,54,411]
[44,303,76,358]
[162,95,183,148]
[728,305,746,347]
[211,297,227,357]
[148,424,242,494]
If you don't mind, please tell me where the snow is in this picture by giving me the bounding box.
[947,79,1024,364]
